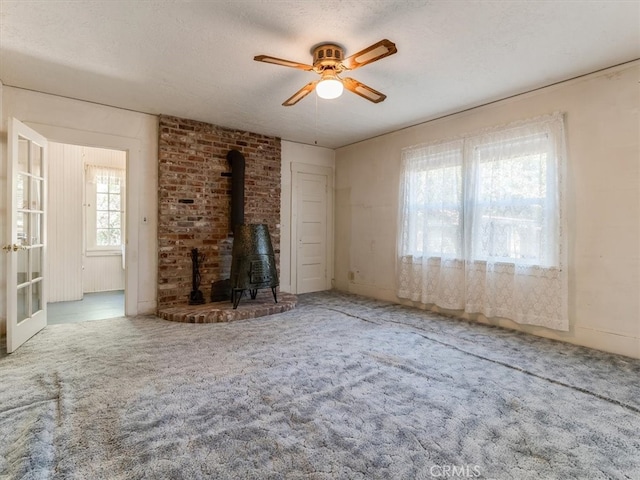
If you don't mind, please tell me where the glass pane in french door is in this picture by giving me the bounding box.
[31,213,42,245]
[32,143,43,178]
[31,177,42,210]
[18,136,29,172]
[17,247,28,286]
[32,280,43,314]
[16,211,27,246]
[17,285,29,324]
[16,173,28,210]
[32,246,43,280]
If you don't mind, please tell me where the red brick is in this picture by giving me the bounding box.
[157,115,281,308]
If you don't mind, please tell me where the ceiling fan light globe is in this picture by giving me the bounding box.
[316,79,344,99]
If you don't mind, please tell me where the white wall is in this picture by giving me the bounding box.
[48,142,126,301]
[280,141,335,293]
[48,142,84,302]
[0,87,158,336]
[83,255,125,293]
[335,62,640,359]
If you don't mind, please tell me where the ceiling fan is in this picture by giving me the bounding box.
[254,39,397,106]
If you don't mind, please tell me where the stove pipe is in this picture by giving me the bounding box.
[227,149,245,233]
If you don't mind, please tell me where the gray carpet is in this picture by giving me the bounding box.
[1,291,639,479]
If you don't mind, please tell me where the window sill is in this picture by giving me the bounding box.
[86,249,122,257]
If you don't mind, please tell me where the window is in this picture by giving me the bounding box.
[401,140,463,259]
[85,165,125,251]
[401,132,558,267]
[469,131,557,267]
[95,172,123,246]
[397,113,567,330]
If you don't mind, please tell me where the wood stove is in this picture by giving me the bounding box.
[230,223,279,309]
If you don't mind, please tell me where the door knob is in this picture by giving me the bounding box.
[2,244,27,252]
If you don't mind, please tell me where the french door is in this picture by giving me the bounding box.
[4,118,48,353]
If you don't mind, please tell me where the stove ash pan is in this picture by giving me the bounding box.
[230,224,279,309]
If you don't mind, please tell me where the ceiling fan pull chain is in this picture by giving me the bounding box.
[314,94,318,145]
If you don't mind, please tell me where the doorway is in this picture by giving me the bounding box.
[46,142,127,323]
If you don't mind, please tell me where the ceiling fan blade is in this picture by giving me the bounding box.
[341,39,397,71]
[283,81,318,106]
[254,55,313,71]
[343,77,387,103]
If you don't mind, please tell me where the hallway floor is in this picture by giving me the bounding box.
[47,290,125,325]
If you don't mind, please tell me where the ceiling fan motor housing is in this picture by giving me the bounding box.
[312,44,344,72]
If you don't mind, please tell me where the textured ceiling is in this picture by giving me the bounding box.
[1,1,638,149]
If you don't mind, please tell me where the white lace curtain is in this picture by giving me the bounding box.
[397,113,568,330]
[86,164,125,184]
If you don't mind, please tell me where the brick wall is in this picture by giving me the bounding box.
[157,115,281,308]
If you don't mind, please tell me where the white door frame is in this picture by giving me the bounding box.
[290,163,334,294]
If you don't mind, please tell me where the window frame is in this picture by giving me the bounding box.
[85,167,126,255]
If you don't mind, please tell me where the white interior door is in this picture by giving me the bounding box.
[293,165,332,294]
[5,118,48,353]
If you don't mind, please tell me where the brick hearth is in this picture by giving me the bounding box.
[158,291,296,323]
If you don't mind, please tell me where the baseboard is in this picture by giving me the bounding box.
[572,326,640,359]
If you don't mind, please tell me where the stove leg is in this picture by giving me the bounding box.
[271,287,278,304]
[232,289,244,309]
[250,289,258,300]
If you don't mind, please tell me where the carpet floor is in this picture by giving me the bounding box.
[1,291,639,479]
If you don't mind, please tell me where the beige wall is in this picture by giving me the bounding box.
[0,86,158,336]
[335,62,640,359]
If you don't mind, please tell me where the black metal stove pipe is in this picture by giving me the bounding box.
[227,149,245,233]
